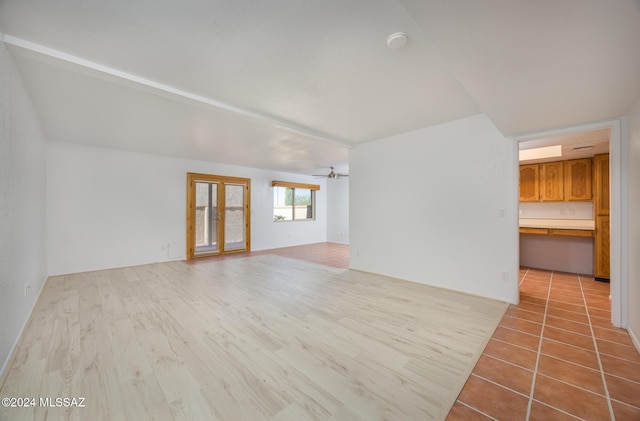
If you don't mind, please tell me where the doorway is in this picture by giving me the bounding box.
[514,119,625,328]
[186,172,251,259]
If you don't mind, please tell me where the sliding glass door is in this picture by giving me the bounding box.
[187,173,250,259]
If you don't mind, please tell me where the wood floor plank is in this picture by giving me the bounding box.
[0,254,507,421]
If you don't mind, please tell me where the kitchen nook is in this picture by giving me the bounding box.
[519,146,610,281]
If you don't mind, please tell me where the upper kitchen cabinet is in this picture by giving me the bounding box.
[519,158,594,203]
[519,164,539,202]
[540,162,564,201]
[564,159,592,201]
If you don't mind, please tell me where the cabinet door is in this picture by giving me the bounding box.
[593,154,609,215]
[540,162,564,201]
[594,215,610,280]
[564,158,592,201]
[519,164,539,202]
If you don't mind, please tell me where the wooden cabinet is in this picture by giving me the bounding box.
[519,158,593,202]
[593,154,610,216]
[594,215,610,279]
[564,159,592,201]
[519,164,539,202]
[593,153,610,280]
[540,162,564,201]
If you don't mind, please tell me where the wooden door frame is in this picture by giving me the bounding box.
[186,172,251,259]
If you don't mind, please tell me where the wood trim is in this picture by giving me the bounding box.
[187,175,195,259]
[548,229,593,238]
[190,172,251,185]
[519,227,594,237]
[519,228,549,235]
[272,180,320,191]
[186,172,251,260]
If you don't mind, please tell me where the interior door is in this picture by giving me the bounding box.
[187,173,250,259]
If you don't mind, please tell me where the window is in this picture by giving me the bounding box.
[272,181,320,222]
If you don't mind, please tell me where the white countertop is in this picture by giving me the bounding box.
[519,218,595,230]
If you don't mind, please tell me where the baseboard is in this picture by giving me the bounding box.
[629,325,640,355]
[0,275,49,389]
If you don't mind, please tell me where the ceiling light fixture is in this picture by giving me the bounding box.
[387,32,408,49]
[519,145,562,161]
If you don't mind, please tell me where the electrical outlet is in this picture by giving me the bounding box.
[502,272,509,282]
[24,282,29,296]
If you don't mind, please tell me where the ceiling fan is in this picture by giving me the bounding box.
[313,166,349,179]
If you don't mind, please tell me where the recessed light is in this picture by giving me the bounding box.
[387,32,408,49]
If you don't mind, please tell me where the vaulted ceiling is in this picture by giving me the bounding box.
[1,0,639,175]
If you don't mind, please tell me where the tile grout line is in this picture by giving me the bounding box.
[525,270,553,421]
[530,399,584,420]
[610,398,640,411]
[470,373,531,399]
[519,268,530,286]
[455,400,499,420]
[606,372,640,386]
[577,273,615,420]
[480,353,535,372]
[534,372,608,398]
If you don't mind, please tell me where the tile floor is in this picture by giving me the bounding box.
[251,242,349,269]
[447,268,640,421]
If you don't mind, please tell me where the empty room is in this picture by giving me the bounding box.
[1,1,640,420]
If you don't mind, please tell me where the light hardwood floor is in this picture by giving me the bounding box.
[0,254,507,421]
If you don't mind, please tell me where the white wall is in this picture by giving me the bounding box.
[47,142,327,275]
[520,235,593,275]
[350,114,519,303]
[519,202,594,275]
[628,97,640,350]
[326,177,349,244]
[0,34,48,376]
[519,201,593,220]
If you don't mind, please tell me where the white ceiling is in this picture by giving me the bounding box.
[1,0,639,175]
[519,128,611,164]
